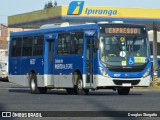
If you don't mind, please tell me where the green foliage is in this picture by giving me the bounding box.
[54,0,57,7]
[44,0,57,9]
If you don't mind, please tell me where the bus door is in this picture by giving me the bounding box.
[44,34,57,83]
[85,31,96,88]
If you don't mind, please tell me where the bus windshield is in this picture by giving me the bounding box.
[100,35,149,67]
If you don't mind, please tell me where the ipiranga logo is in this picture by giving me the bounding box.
[67,1,84,15]
[67,1,118,16]
[85,8,117,16]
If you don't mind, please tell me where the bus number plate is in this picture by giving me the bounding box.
[122,83,131,87]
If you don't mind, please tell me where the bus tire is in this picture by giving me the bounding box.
[76,76,89,95]
[117,88,130,95]
[29,74,47,94]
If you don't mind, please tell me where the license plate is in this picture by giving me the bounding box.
[122,83,131,86]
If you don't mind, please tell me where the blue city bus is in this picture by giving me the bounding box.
[9,23,151,95]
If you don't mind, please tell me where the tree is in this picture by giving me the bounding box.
[44,1,53,9]
[54,0,57,7]
[44,3,48,9]
[44,1,58,9]
[48,1,53,8]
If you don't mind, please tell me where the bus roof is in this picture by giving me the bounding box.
[10,23,98,37]
[10,23,146,37]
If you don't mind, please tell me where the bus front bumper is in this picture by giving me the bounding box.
[94,75,151,88]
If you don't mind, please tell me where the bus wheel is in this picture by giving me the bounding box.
[29,74,47,94]
[66,88,77,95]
[76,77,89,95]
[117,88,130,95]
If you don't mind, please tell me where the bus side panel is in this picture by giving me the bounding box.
[53,55,83,88]
[9,75,29,87]
[9,57,44,87]
[9,58,21,75]
[20,57,45,87]
[20,57,44,75]
[9,58,26,85]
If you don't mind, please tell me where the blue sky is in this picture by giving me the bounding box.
[0,0,160,24]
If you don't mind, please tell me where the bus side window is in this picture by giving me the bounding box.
[33,35,44,56]
[71,32,84,54]
[57,33,70,55]
[70,38,76,54]
[22,36,33,56]
[12,37,22,57]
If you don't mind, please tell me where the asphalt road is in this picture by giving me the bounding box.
[0,81,160,120]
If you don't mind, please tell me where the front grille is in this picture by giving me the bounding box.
[113,79,140,85]
[107,64,147,72]
[108,67,144,72]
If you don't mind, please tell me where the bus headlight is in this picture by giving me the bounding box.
[143,68,151,78]
[99,67,110,78]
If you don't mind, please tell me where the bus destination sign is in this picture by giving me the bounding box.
[105,28,141,34]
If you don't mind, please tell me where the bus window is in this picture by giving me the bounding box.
[71,32,84,54]
[33,35,44,56]
[22,36,33,56]
[12,37,22,57]
[57,33,70,55]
